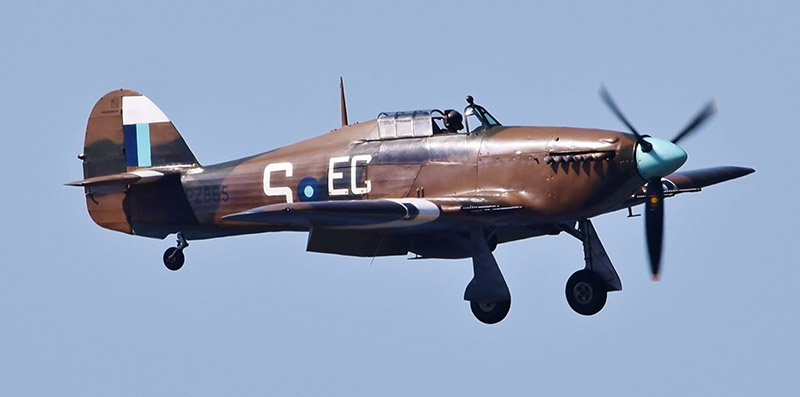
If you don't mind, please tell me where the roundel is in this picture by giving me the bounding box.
[297,177,324,202]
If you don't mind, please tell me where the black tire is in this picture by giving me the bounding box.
[470,300,511,324]
[163,247,185,271]
[565,270,607,316]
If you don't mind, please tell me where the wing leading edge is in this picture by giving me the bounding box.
[223,198,440,229]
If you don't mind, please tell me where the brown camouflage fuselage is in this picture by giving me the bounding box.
[179,124,640,232]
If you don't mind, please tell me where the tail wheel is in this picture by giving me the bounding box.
[470,300,511,324]
[565,270,607,316]
[163,247,185,271]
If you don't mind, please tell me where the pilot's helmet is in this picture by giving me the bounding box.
[444,109,464,132]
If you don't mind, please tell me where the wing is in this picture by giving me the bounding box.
[662,166,755,190]
[222,196,523,230]
[223,195,524,258]
[620,166,755,208]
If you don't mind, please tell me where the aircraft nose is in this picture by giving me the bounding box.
[635,137,688,180]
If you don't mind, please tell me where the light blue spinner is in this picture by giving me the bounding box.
[635,137,687,180]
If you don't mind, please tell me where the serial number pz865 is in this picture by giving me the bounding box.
[185,185,229,204]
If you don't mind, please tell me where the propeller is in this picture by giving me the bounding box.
[671,100,717,144]
[599,86,716,280]
[644,177,664,280]
[599,86,653,152]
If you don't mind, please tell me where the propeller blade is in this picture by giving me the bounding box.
[645,178,664,280]
[599,86,652,151]
[671,100,717,144]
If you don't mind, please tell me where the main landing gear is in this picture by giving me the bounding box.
[163,232,189,271]
[560,219,622,316]
[463,220,621,323]
[464,229,511,324]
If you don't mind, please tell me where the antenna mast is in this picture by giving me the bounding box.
[339,77,349,127]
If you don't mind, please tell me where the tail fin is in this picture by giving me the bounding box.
[83,89,198,178]
[76,89,199,235]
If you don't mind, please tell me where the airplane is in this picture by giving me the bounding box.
[67,80,754,324]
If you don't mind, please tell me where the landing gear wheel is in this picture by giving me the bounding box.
[470,300,511,324]
[565,270,607,316]
[162,232,189,271]
[163,247,185,271]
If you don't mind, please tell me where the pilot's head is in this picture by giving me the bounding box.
[444,109,464,132]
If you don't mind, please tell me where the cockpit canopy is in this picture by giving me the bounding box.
[368,97,501,141]
[376,110,436,139]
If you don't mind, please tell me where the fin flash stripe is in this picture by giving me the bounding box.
[123,123,152,167]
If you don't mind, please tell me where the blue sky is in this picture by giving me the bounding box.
[0,1,795,395]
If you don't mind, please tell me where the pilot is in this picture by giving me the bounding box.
[443,109,464,133]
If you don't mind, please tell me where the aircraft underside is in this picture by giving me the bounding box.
[156,216,619,324]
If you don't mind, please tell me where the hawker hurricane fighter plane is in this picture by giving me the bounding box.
[68,82,753,324]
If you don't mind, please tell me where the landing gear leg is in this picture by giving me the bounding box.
[560,219,621,315]
[163,232,189,271]
[464,229,511,324]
